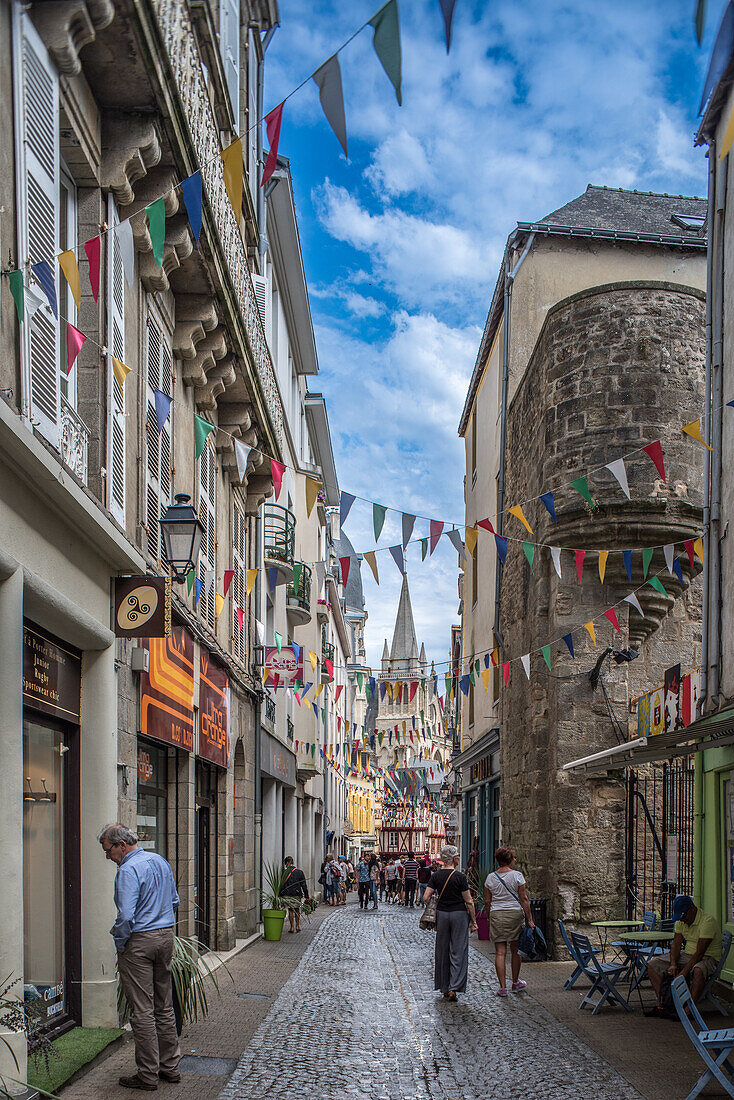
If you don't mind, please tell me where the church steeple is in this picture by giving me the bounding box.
[390,574,419,676]
[381,638,390,673]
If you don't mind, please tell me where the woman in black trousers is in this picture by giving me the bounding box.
[422,845,477,1001]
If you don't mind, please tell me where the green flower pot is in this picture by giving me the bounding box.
[263,908,286,941]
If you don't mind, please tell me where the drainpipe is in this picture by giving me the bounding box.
[700,146,715,716]
[709,151,727,710]
[254,510,263,909]
[257,25,277,268]
[493,230,535,645]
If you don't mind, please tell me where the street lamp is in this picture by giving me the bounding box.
[159,494,204,583]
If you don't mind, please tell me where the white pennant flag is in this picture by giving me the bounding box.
[520,654,531,679]
[664,544,675,575]
[447,529,465,558]
[25,287,48,320]
[315,561,326,595]
[605,458,630,499]
[550,546,562,578]
[624,593,644,617]
[116,219,135,289]
[234,438,251,483]
[256,619,265,645]
[205,567,214,594]
[401,513,416,549]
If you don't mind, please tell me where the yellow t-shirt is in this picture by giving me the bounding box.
[675,908,722,960]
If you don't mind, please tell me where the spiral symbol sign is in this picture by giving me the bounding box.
[117,585,159,631]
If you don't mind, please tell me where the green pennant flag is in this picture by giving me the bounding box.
[420,709,425,723]
[186,568,195,595]
[474,659,481,675]
[421,537,428,560]
[8,269,24,322]
[357,671,363,691]
[294,678,302,690]
[648,576,668,597]
[522,541,535,568]
[378,731,384,746]
[373,502,387,541]
[311,743,316,758]
[469,669,475,686]
[369,0,402,104]
[146,197,166,268]
[642,547,654,580]
[292,562,302,592]
[194,414,216,459]
[570,476,595,508]
[274,631,282,653]
[541,644,552,670]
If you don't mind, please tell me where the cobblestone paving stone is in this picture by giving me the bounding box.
[219,904,643,1100]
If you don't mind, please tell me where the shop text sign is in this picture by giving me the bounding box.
[264,646,304,687]
[114,576,171,638]
[23,622,81,722]
[198,652,230,769]
[140,624,194,751]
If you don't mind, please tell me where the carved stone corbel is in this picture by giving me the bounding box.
[173,297,218,361]
[195,356,237,411]
[181,328,227,387]
[140,218,193,293]
[100,111,162,206]
[129,171,181,255]
[31,1,114,76]
[217,401,254,435]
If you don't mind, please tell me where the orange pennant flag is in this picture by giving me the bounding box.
[464,526,478,555]
[598,550,608,584]
[58,250,81,308]
[481,668,490,691]
[584,621,596,646]
[508,505,533,534]
[305,475,322,518]
[364,551,379,585]
[682,419,713,450]
[694,537,704,563]
[221,137,243,222]
[246,569,257,596]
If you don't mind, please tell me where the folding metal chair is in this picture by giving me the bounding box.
[671,974,734,1100]
[558,919,591,989]
[569,931,633,1015]
[701,929,733,1016]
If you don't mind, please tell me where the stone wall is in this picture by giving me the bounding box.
[499,282,705,939]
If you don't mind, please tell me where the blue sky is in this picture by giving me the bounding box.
[265,0,721,674]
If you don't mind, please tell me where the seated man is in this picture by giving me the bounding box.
[648,894,722,1009]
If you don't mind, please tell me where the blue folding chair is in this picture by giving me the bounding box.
[701,930,733,1016]
[558,919,590,989]
[671,974,734,1100]
[569,931,633,1015]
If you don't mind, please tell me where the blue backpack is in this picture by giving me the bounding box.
[491,872,546,960]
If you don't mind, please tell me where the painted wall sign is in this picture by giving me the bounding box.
[140,624,194,751]
[23,622,81,722]
[114,576,171,638]
[264,645,304,687]
[198,651,230,769]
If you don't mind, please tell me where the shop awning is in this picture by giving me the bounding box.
[564,706,734,776]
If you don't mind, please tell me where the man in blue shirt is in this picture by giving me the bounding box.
[100,824,180,1091]
[357,854,371,909]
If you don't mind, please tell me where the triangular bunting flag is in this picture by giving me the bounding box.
[194,578,203,607]
[154,389,172,433]
[447,529,464,557]
[575,549,585,583]
[340,491,355,528]
[430,520,444,554]
[438,0,457,51]
[306,476,322,517]
[682,419,712,449]
[373,503,387,541]
[584,621,596,646]
[223,570,234,597]
[271,459,285,501]
[465,526,478,556]
[369,0,402,104]
[694,537,704,562]
[539,492,556,523]
[522,542,535,568]
[642,547,654,579]
[186,569,195,595]
[8,269,24,322]
[606,458,630,499]
[236,606,244,631]
[503,661,510,685]
[562,633,575,658]
[84,236,101,303]
[624,593,644,617]
[221,138,243,220]
[481,668,490,690]
[181,171,203,246]
[520,654,531,680]
[541,644,551,670]
[274,631,282,653]
[643,440,666,482]
[340,556,351,586]
[673,557,684,585]
[398,512,415,551]
[494,534,508,564]
[313,55,348,155]
[215,593,225,619]
[664,544,675,575]
[246,568,257,596]
[420,538,428,561]
[145,198,166,268]
[508,505,533,534]
[267,566,278,593]
[31,260,57,318]
[112,357,132,397]
[194,414,215,460]
[262,103,285,186]
[598,550,608,583]
[58,250,81,308]
[684,539,695,569]
[570,476,595,508]
[550,546,562,578]
[65,323,86,374]
[116,219,135,289]
[389,545,405,574]
[623,550,633,581]
[364,551,379,585]
[604,608,621,633]
[309,650,318,672]
[648,576,668,597]
[234,438,251,483]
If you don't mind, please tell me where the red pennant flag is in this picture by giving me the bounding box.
[642,440,666,482]
[65,323,86,374]
[575,549,585,583]
[340,556,351,585]
[335,684,344,702]
[325,659,333,680]
[236,606,244,630]
[337,715,341,730]
[84,236,101,303]
[410,731,414,743]
[684,539,695,569]
[272,673,281,689]
[604,608,621,633]
[262,102,284,187]
[271,459,285,500]
[295,694,301,707]
[430,520,444,554]
[222,569,234,597]
[502,661,510,685]
[409,681,418,701]
[477,518,495,534]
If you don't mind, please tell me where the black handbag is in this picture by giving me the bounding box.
[419,869,455,931]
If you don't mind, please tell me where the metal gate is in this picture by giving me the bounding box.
[625,758,695,920]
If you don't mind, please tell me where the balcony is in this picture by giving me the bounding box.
[60,395,90,485]
[263,504,294,585]
[262,692,275,731]
[287,717,294,742]
[321,640,335,684]
[316,599,329,623]
[286,562,311,626]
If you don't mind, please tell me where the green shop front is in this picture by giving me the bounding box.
[454,728,500,872]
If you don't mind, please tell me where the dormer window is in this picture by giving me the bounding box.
[671,213,706,232]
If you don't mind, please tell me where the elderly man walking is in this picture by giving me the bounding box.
[100,824,181,1091]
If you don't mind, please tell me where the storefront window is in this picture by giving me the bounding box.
[137,741,168,857]
[724,774,734,925]
[23,720,65,1023]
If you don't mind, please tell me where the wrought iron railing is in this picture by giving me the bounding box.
[60,394,89,484]
[263,504,295,568]
[322,640,335,665]
[286,562,311,610]
[264,694,275,724]
[286,717,294,741]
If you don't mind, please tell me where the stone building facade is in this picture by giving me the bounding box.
[499,282,705,930]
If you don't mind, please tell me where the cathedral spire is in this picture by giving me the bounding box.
[390,574,419,675]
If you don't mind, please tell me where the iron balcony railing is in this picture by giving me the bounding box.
[287,562,311,610]
[264,694,275,724]
[287,717,294,741]
[263,504,295,568]
[322,640,335,665]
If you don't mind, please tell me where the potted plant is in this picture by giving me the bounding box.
[0,975,58,1098]
[469,865,493,940]
[260,861,293,941]
[117,936,226,1034]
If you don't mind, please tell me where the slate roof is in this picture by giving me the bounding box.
[335,532,364,613]
[539,185,707,237]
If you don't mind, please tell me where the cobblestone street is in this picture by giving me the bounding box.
[220,903,642,1100]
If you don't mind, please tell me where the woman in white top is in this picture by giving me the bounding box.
[484,845,535,996]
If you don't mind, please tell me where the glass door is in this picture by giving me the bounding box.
[23,719,66,1023]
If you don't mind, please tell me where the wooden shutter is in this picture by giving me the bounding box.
[198,442,216,628]
[107,194,126,524]
[232,500,246,659]
[145,309,173,560]
[252,273,270,340]
[247,27,258,202]
[219,0,240,123]
[13,8,60,448]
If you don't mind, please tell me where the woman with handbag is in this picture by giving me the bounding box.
[422,844,477,1002]
[484,845,535,996]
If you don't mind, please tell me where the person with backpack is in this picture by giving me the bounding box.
[356,853,371,909]
[385,859,399,903]
[281,856,309,933]
[417,858,432,906]
[402,851,420,908]
[368,855,379,910]
[484,845,535,996]
[423,844,477,1002]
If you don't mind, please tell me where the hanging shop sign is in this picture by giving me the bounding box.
[140,624,194,751]
[198,650,230,769]
[664,664,681,734]
[469,754,493,786]
[264,645,304,687]
[23,621,81,722]
[637,685,664,739]
[114,576,171,638]
[637,667,701,739]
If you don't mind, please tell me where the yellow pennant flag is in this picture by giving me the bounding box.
[314,683,324,699]
[508,505,533,534]
[386,681,394,701]
[682,419,713,450]
[481,668,490,691]
[720,105,734,160]
[112,356,132,397]
[598,550,608,584]
[305,475,322,518]
[464,526,478,556]
[58,250,81,308]
[221,137,243,222]
[584,621,596,646]
[246,568,258,596]
[309,650,318,672]
[262,667,270,684]
[215,593,225,619]
[364,550,379,585]
[402,721,406,734]
[694,536,704,562]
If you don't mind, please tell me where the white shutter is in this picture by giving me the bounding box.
[232,501,246,659]
[198,443,216,628]
[145,308,173,560]
[107,194,126,525]
[13,8,60,448]
[247,28,258,203]
[219,0,240,123]
[252,273,270,342]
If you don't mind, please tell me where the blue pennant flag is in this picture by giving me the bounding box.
[153,388,172,432]
[194,577,203,606]
[181,171,203,246]
[32,260,57,318]
[728,401,734,408]
[622,550,633,581]
[483,652,490,668]
[562,633,575,658]
[672,557,684,585]
[369,676,376,697]
[267,566,279,593]
[495,534,509,563]
[540,491,557,523]
[459,674,471,696]
[339,491,355,528]
[380,680,387,701]
[301,682,312,697]
[292,641,301,663]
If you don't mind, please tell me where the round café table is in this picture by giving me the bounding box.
[617,929,676,1006]
[591,919,645,961]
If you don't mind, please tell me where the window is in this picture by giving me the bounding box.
[107,194,126,524]
[145,308,172,560]
[59,167,77,402]
[471,538,478,607]
[218,0,240,123]
[198,438,216,628]
[232,500,247,661]
[471,410,477,484]
[468,681,475,727]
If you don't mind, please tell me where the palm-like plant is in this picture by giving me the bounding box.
[261,861,303,913]
[0,975,58,1098]
[468,865,494,912]
[117,936,227,1027]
